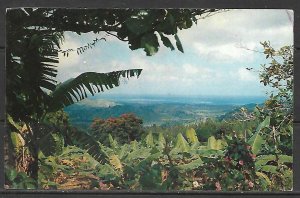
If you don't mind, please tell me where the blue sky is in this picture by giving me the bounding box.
[56,9,293,97]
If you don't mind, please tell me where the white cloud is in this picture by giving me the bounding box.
[236,68,257,82]
[178,9,293,63]
[129,56,215,85]
[193,42,255,62]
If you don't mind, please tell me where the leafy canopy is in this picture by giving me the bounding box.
[6,8,219,122]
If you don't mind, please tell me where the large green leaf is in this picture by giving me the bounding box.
[159,33,175,51]
[139,163,163,190]
[248,116,270,155]
[174,34,184,53]
[255,154,292,170]
[256,171,272,186]
[173,133,190,153]
[207,136,226,150]
[97,164,120,179]
[5,168,18,182]
[158,132,166,148]
[10,132,25,153]
[176,158,204,172]
[261,165,278,174]
[109,154,123,171]
[195,149,224,158]
[185,128,199,144]
[49,69,142,111]
[7,114,22,131]
[255,155,276,168]
[278,155,293,164]
[257,116,271,132]
[125,147,152,162]
[248,133,264,155]
[145,132,154,147]
[108,134,118,150]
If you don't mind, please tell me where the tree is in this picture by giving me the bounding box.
[6,8,221,183]
[234,42,293,190]
[90,113,144,145]
[256,41,293,155]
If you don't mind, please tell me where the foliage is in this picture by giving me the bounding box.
[185,128,199,144]
[5,7,293,191]
[247,116,270,155]
[49,70,142,112]
[231,42,294,191]
[39,133,65,157]
[90,113,145,145]
[254,154,292,191]
[95,131,218,191]
[6,8,220,181]
[6,8,217,122]
[6,116,32,174]
[193,118,258,141]
[43,109,70,127]
[38,146,101,190]
[225,137,256,173]
[5,167,37,189]
[256,42,293,156]
[207,136,227,150]
[74,130,284,191]
[7,119,292,191]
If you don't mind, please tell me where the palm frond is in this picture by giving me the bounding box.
[48,69,142,112]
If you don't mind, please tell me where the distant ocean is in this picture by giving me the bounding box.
[91,94,267,106]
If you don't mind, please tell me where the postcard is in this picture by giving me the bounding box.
[4,8,293,191]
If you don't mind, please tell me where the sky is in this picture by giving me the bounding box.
[56,9,293,97]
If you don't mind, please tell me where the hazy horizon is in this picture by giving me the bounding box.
[74,93,267,106]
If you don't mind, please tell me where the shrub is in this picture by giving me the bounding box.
[90,113,145,145]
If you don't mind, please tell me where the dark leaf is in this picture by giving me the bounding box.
[159,33,175,51]
[174,34,184,53]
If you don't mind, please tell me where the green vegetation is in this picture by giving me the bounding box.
[5,7,293,191]
[65,102,236,129]
[90,113,145,145]
[6,8,215,181]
